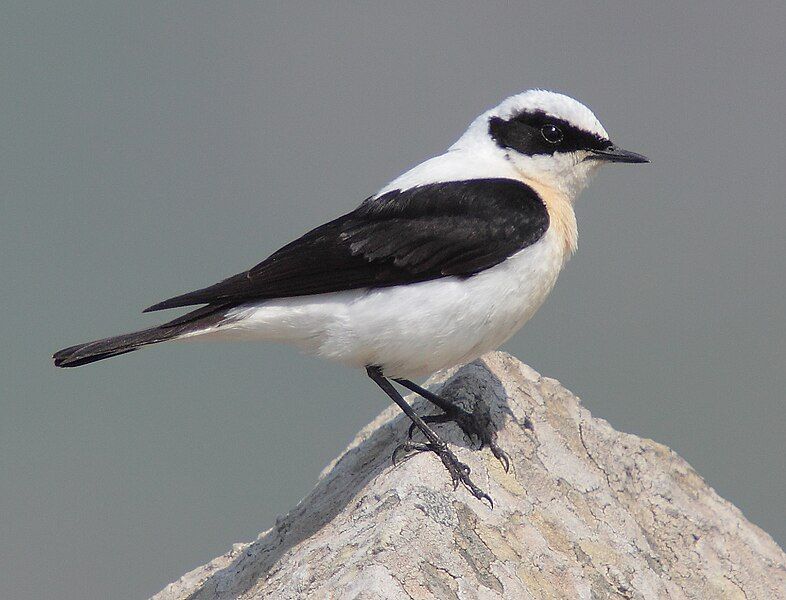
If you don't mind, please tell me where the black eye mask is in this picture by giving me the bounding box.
[488,109,610,157]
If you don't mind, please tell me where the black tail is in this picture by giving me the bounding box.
[53,324,185,367]
[53,305,228,368]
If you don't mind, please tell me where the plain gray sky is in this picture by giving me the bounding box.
[2,2,785,598]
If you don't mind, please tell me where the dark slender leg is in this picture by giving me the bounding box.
[366,366,492,506]
[393,378,456,413]
[394,378,511,472]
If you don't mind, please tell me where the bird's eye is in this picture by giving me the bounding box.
[541,124,563,144]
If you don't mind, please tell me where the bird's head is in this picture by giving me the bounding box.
[454,90,648,200]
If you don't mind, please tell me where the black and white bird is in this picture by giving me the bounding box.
[54,90,648,503]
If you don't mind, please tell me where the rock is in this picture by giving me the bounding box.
[152,352,786,599]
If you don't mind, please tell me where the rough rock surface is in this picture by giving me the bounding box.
[153,352,786,599]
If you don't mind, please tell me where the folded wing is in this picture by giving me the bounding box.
[145,178,549,313]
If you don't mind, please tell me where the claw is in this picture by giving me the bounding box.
[407,403,511,472]
[392,441,431,465]
[395,437,494,505]
[489,443,511,473]
[391,444,406,466]
[390,446,401,465]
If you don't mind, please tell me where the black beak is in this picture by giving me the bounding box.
[590,144,649,164]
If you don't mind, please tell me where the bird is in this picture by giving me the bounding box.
[54,89,648,503]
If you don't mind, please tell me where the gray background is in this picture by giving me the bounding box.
[2,2,785,598]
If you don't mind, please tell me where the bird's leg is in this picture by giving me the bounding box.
[366,366,492,506]
[393,378,512,473]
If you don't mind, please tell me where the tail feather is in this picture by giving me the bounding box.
[54,347,139,367]
[53,305,229,368]
[53,325,183,368]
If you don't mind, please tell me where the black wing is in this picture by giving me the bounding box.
[144,178,549,313]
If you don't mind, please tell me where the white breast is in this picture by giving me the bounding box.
[195,225,569,379]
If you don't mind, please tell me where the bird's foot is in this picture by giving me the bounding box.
[392,440,493,507]
[408,402,511,473]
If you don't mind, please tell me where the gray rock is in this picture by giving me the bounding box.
[153,352,786,599]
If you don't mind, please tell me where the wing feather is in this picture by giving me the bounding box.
[144,178,549,313]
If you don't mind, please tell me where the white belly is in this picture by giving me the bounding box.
[194,228,567,378]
